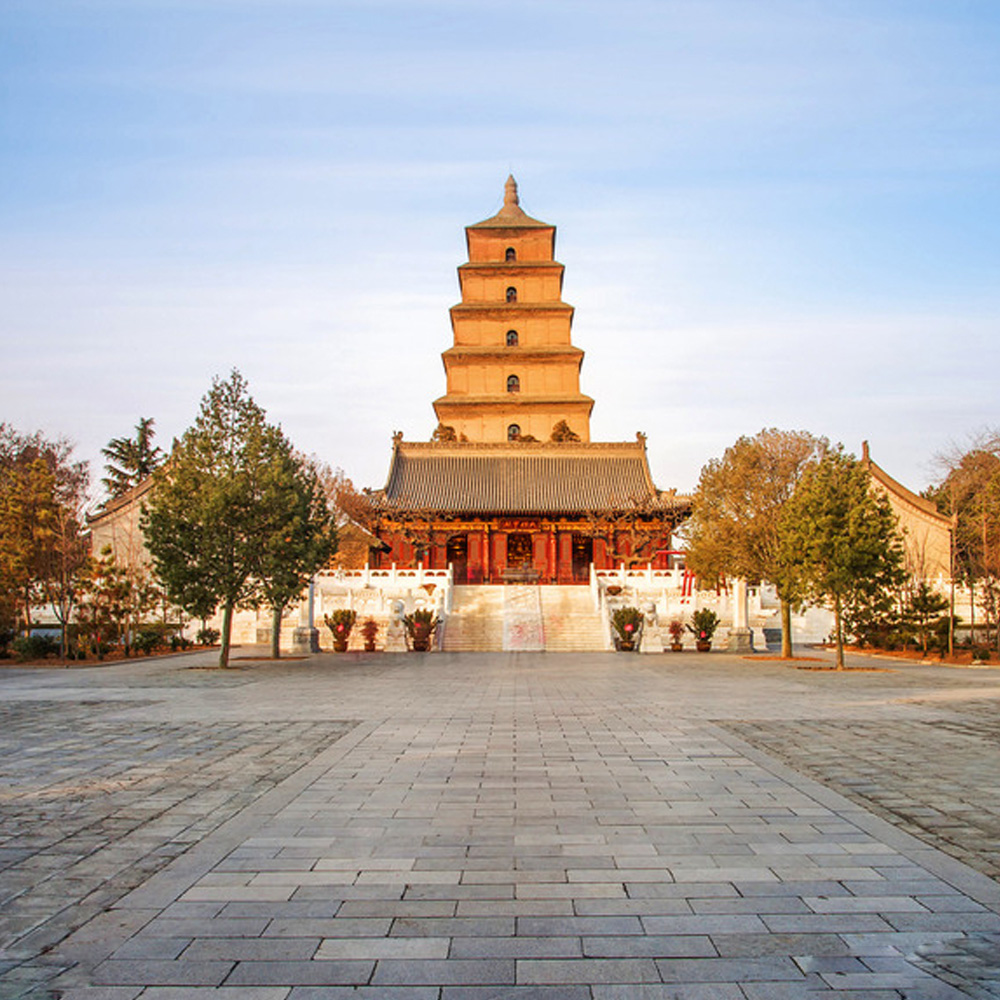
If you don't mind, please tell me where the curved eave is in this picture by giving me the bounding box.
[864,455,953,527]
[86,475,156,527]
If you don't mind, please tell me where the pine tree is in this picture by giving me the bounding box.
[101,417,163,499]
[778,449,905,669]
[142,372,331,666]
[255,448,337,659]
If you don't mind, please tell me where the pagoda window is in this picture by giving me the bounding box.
[506,329,518,347]
[505,247,516,262]
[506,286,517,303]
[507,423,521,441]
[507,374,520,393]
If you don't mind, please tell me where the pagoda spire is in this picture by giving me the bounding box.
[504,175,519,209]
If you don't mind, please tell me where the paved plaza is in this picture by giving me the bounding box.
[1,648,999,999]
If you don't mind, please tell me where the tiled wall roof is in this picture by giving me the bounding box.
[377,443,685,515]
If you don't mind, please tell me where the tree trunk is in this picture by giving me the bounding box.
[780,597,793,658]
[271,605,283,660]
[219,601,234,668]
[22,584,32,635]
[970,580,976,647]
[834,593,844,670]
[948,577,955,659]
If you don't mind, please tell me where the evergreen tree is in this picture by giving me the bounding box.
[778,449,905,669]
[143,372,282,666]
[684,429,826,657]
[142,372,333,666]
[906,580,950,655]
[255,448,337,659]
[101,417,163,499]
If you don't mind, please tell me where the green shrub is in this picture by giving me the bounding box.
[133,630,163,656]
[687,608,720,641]
[611,606,644,645]
[12,635,59,662]
[324,610,357,643]
[171,634,194,651]
[402,608,438,649]
[195,627,220,646]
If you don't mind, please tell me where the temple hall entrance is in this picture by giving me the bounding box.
[447,534,468,584]
[572,534,593,582]
[507,533,533,572]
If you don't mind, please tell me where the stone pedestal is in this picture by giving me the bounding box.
[292,627,320,654]
[727,627,754,653]
[727,577,753,653]
[384,619,407,652]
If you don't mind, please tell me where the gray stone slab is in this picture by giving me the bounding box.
[91,959,233,986]
[224,960,375,986]
[372,958,515,985]
[442,989,591,1000]
[4,651,1000,999]
[517,957,662,983]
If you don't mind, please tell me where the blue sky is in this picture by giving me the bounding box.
[2,0,999,498]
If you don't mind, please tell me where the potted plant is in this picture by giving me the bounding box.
[324,609,357,652]
[667,619,685,652]
[687,609,719,652]
[360,617,379,652]
[611,606,644,652]
[403,608,438,652]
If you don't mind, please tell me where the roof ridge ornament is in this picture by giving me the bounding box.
[504,174,519,209]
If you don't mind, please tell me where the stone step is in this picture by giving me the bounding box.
[441,584,608,653]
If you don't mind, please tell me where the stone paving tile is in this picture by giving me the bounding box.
[2,652,1000,997]
[0,692,355,997]
[223,960,375,986]
[722,713,1000,880]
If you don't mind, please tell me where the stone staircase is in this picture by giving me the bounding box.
[540,586,609,652]
[440,586,506,651]
[440,585,608,652]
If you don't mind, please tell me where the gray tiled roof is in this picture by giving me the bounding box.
[375,442,686,516]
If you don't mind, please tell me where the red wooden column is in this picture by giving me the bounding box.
[467,532,484,584]
[557,531,574,584]
[431,532,447,570]
[547,532,557,582]
[532,533,548,582]
[593,536,609,569]
[492,532,507,583]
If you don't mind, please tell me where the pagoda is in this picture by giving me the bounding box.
[433,175,593,444]
[367,178,689,584]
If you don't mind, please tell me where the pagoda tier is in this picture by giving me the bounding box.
[432,176,594,443]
